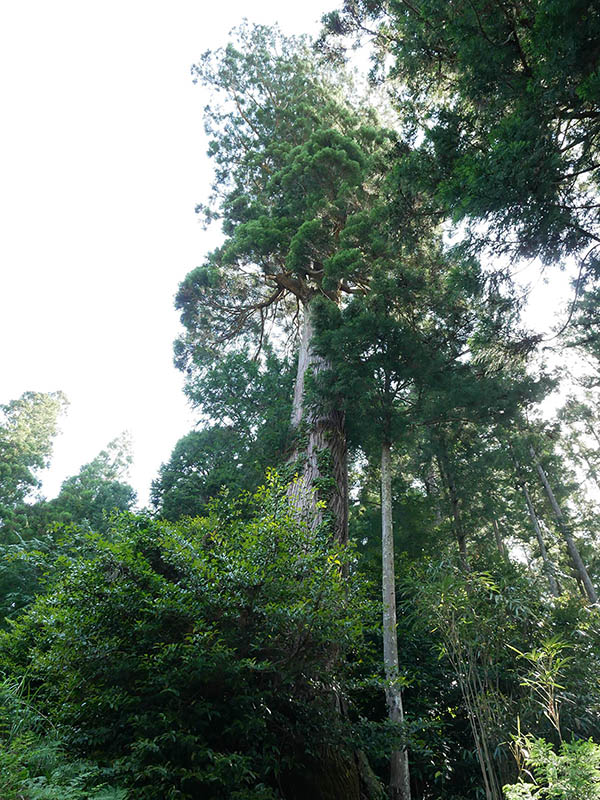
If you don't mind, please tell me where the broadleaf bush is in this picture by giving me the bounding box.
[0,476,370,799]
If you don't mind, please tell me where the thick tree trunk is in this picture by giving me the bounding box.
[282,747,385,800]
[288,298,348,543]
[286,299,370,800]
[381,442,411,800]
[530,446,597,604]
[521,481,560,598]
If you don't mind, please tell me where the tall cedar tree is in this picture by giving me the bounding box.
[174,24,398,542]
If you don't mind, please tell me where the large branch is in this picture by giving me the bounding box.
[210,285,285,315]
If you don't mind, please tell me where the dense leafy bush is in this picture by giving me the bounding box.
[503,736,600,799]
[0,476,369,799]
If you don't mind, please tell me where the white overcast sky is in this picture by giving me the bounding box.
[0,0,336,505]
[0,1,571,506]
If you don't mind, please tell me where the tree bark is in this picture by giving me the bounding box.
[578,445,600,492]
[284,301,384,799]
[530,446,597,604]
[381,442,411,800]
[521,481,561,598]
[288,298,348,543]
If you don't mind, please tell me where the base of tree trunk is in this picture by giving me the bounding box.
[281,746,385,800]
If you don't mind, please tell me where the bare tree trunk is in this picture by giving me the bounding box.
[578,445,600,492]
[530,446,597,604]
[521,481,561,598]
[381,442,411,800]
[288,299,348,543]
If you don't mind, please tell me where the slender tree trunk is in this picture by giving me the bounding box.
[381,442,411,800]
[436,448,469,571]
[578,445,600,492]
[424,462,443,525]
[492,519,507,559]
[530,446,597,604]
[288,298,348,543]
[521,481,560,598]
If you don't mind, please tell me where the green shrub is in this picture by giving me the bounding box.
[503,736,600,799]
[0,477,369,799]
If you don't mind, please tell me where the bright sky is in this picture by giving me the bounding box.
[0,0,334,505]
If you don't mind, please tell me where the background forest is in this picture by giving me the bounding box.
[1,2,600,799]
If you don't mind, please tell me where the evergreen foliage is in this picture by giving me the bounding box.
[0,435,136,625]
[174,23,397,375]
[322,0,600,265]
[153,349,293,521]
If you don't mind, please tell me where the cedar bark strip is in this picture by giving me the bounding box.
[530,446,598,604]
[381,442,411,800]
[288,299,348,543]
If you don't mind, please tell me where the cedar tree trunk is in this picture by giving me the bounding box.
[436,447,469,571]
[288,298,348,543]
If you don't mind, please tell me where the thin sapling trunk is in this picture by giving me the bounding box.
[530,446,597,604]
[521,481,561,598]
[381,441,411,800]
